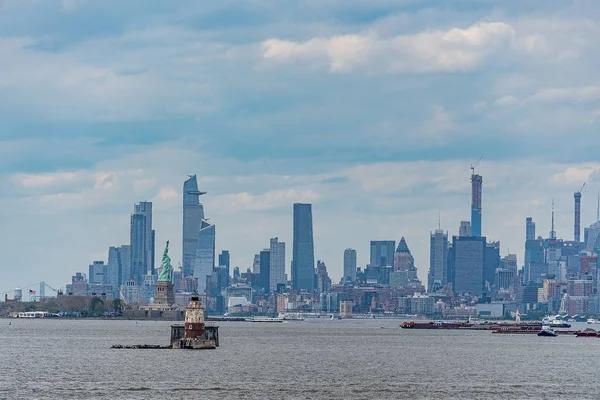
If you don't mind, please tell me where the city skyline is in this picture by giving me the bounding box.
[1,1,600,293]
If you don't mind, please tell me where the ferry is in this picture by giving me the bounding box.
[246,316,283,323]
[15,311,58,318]
[278,313,305,321]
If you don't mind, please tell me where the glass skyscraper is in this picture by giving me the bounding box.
[343,248,357,282]
[269,238,286,293]
[369,241,395,267]
[130,201,154,284]
[194,219,215,294]
[292,203,315,292]
[182,175,206,278]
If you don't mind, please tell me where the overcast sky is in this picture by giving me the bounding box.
[1,0,600,295]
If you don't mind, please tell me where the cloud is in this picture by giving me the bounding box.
[262,21,516,73]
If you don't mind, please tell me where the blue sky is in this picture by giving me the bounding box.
[1,0,600,295]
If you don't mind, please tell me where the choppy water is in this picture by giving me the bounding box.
[0,318,598,399]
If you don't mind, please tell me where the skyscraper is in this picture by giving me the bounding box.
[369,241,395,267]
[526,217,536,241]
[260,249,271,293]
[218,250,230,287]
[194,219,215,293]
[574,192,582,242]
[428,229,448,292]
[130,201,153,284]
[292,203,315,292]
[269,238,286,293]
[459,221,471,237]
[343,248,357,282]
[451,236,486,295]
[182,175,206,278]
[471,174,483,237]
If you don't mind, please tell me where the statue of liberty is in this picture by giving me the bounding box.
[157,241,173,282]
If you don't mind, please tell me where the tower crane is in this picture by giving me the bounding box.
[577,182,586,194]
[44,283,64,296]
[471,156,483,175]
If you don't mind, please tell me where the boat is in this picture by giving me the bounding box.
[537,326,558,337]
[576,328,600,337]
[246,316,283,323]
[401,321,473,329]
[587,318,600,324]
[277,313,305,321]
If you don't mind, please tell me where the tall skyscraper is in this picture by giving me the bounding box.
[459,221,471,237]
[269,238,286,292]
[526,217,536,241]
[182,175,206,278]
[260,249,271,293]
[107,245,131,293]
[343,248,357,282]
[574,191,582,242]
[484,241,500,288]
[218,250,230,287]
[194,219,215,293]
[471,173,483,237]
[292,203,315,292]
[428,229,448,292]
[130,201,153,284]
[369,241,396,267]
[451,236,486,295]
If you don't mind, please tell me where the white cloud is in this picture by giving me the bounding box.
[262,21,516,73]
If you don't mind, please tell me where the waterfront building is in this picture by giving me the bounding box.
[194,219,216,293]
[269,238,286,293]
[339,300,353,318]
[459,221,471,237]
[370,241,395,267]
[292,203,315,292]
[182,175,206,278]
[343,248,357,283]
[88,261,105,285]
[451,236,486,295]
[428,229,448,292]
[471,173,483,237]
[130,201,155,284]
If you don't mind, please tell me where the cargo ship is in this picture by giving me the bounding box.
[401,321,474,329]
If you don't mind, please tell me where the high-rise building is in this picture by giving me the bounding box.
[252,254,261,274]
[218,250,230,287]
[108,245,130,287]
[194,219,215,293]
[88,261,105,285]
[471,174,483,237]
[182,175,206,278]
[428,229,448,292]
[292,203,315,292]
[259,249,271,293]
[130,202,153,284]
[343,248,357,282]
[459,221,471,237]
[369,241,395,267]
[574,191,582,243]
[269,238,286,293]
[526,217,536,241]
[484,241,500,288]
[451,236,486,295]
[316,261,331,294]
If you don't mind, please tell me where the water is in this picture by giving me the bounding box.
[0,319,598,399]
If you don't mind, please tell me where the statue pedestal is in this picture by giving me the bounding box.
[154,281,174,307]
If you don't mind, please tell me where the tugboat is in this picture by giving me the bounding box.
[537,325,558,337]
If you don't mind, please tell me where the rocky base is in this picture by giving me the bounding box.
[171,338,217,350]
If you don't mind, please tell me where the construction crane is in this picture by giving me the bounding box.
[578,182,586,194]
[470,156,483,175]
[44,282,64,296]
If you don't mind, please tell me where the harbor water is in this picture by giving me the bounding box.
[0,319,598,399]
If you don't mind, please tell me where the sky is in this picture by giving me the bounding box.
[1,0,600,296]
